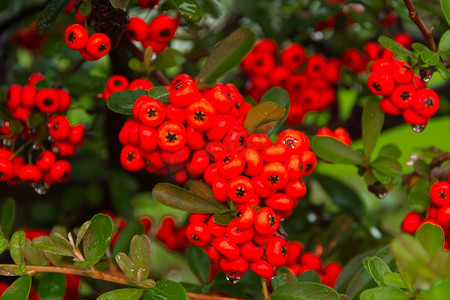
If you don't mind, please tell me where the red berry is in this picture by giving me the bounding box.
[186,149,210,176]
[219,256,249,276]
[286,241,303,266]
[57,89,71,112]
[390,84,415,110]
[156,121,187,152]
[86,33,111,59]
[280,43,306,70]
[49,160,72,183]
[214,236,240,260]
[234,206,255,230]
[277,129,310,154]
[305,54,327,78]
[216,152,245,180]
[138,0,160,9]
[186,98,217,131]
[18,164,42,183]
[253,38,277,54]
[252,176,276,198]
[0,158,14,181]
[262,144,289,163]
[120,145,145,172]
[6,84,22,109]
[227,176,255,204]
[300,150,317,177]
[243,148,263,177]
[227,219,255,244]
[126,17,149,42]
[36,150,56,172]
[430,181,450,207]
[380,97,403,115]
[241,242,263,263]
[148,15,178,43]
[169,79,198,108]
[391,60,414,85]
[284,179,307,199]
[437,205,450,226]
[106,75,129,93]
[166,104,186,124]
[186,222,211,247]
[136,96,166,127]
[208,216,227,237]
[36,88,60,113]
[300,252,322,271]
[21,84,37,109]
[367,70,395,96]
[412,88,440,118]
[365,41,382,61]
[48,115,72,142]
[254,207,279,235]
[129,78,154,90]
[402,108,429,126]
[265,236,288,267]
[342,49,367,73]
[160,145,191,165]
[265,192,295,211]
[250,260,275,279]
[260,162,289,190]
[65,24,88,50]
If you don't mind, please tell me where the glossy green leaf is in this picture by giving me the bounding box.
[272,266,297,290]
[421,50,440,66]
[0,232,7,255]
[0,276,31,300]
[76,220,92,248]
[415,223,445,258]
[97,288,144,300]
[360,287,409,300]
[197,27,255,86]
[24,239,47,266]
[188,180,215,202]
[153,49,186,70]
[382,273,407,289]
[106,90,148,115]
[378,36,415,58]
[109,0,129,9]
[244,101,286,135]
[317,175,364,217]
[152,183,227,213]
[130,235,152,282]
[213,210,235,225]
[36,0,71,35]
[311,136,364,165]
[296,270,321,283]
[438,30,450,58]
[367,257,391,287]
[413,159,430,177]
[260,87,290,135]
[145,280,188,300]
[10,230,26,274]
[148,86,170,102]
[412,43,430,54]
[76,213,113,267]
[37,273,66,300]
[115,252,138,282]
[371,156,402,177]
[378,144,401,159]
[79,0,92,16]
[32,235,74,257]
[1,198,16,237]
[441,0,450,26]
[408,178,431,213]
[435,61,449,80]
[271,282,339,300]
[112,220,144,257]
[419,279,450,300]
[170,0,203,22]
[362,96,385,158]
[186,244,210,284]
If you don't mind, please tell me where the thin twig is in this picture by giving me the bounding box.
[403,0,436,51]
[261,278,270,300]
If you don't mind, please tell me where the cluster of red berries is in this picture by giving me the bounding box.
[367,58,439,127]
[315,2,361,32]
[241,39,341,125]
[0,74,84,191]
[126,15,178,53]
[117,74,251,183]
[316,127,352,146]
[65,24,111,61]
[401,175,450,249]
[102,75,154,101]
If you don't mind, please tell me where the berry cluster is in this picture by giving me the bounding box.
[241,39,341,125]
[126,15,178,53]
[117,74,251,183]
[102,75,154,101]
[65,24,111,61]
[401,176,450,249]
[316,127,352,146]
[0,75,84,192]
[367,58,439,128]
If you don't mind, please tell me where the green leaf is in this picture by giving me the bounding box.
[362,96,385,158]
[76,220,92,248]
[152,183,227,213]
[272,266,297,290]
[115,252,138,282]
[420,50,440,66]
[367,257,391,287]
[79,0,92,16]
[37,273,67,300]
[413,159,430,177]
[371,156,402,177]
[199,0,221,17]
[197,27,255,86]
[0,276,31,300]
[1,198,16,237]
[415,223,445,258]
[213,210,235,225]
[441,0,450,26]
[106,90,148,115]
[24,239,47,266]
[186,245,210,284]
[188,180,215,202]
[36,0,71,35]
[408,178,431,213]
[378,36,415,58]
[130,234,152,282]
[360,287,409,300]
[153,49,186,70]
[412,43,430,54]
[0,232,7,255]
[383,273,407,289]
[311,136,364,165]
[148,86,170,102]
[435,61,449,80]
[145,280,188,300]
[438,30,450,58]
[32,235,74,257]
[372,169,391,185]
[244,101,286,135]
[316,175,364,217]
[378,144,401,159]
[10,230,26,274]
[61,74,106,95]
[76,213,113,267]
[109,0,129,9]
[297,270,321,283]
[259,87,290,136]
[97,288,144,300]
[419,279,450,300]
[112,220,144,257]
[170,0,203,22]
[271,282,339,300]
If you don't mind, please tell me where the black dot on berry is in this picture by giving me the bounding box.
[147,108,157,118]
[174,83,183,90]
[424,97,434,108]
[236,210,243,219]
[194,111,206,121]
[400,91,410,100]
[269,214,276,227]
[68,32,75,43]
[292,55,299,62]
[313,64,320,71]
[127,152,136,162]
[53,123,59,131]
[372,82,382,92]
[281,246,287,256]
[114,79,123,86]
[223,156,231,163]
[191,234,200,242]
[44,97,53,107]
[128,30,136,38]
[268,175,280,184]
[285,138,296,148]
[256,59,264,66]
[239,136,245,146]
[166,132,178,143]
[235,186,246,197]
[306,162,313,171]
[61,170,70,180]
[439,191,447,199]
[98,43,108,53]
[159,29,171,38]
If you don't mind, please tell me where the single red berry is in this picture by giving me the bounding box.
[86,33,111,59]
[227,219,255,245]
[286,241,303,266]
[390,84,415,110]
[254,207,279,235]
[367,70,395,96]
[186,149,210,176]
[253,232,274,246]
[222,124,248,153]
[106,75,129,93]
[142,39,167,53]
[120,145,145,172]
[284,179,307,200]
[166,104,186,124]
[216,152,245,180]
[269,65,291,88]
[261,144,289,163]
[305,54,327,78]
[27,73,45,86]
[65,24,89,50]
[369,58,393,73]
[342,48,367,73]
[252,176,276,198]
[402,108,429,126]
[126,17,149,42]
[169,78,198,108]
[186,126,206,151]
[280,43,306,70]
[243,148,263,177]
[36,150,56,172]
[186,222,211,247]
[186,98,217,131]
[18,164,42,183]
[20,84,37,109]
[119,119,135,145]
[136,96,166,127]
[205,141,226,162]
[160,145,191,165]
[391,59,414,85]
[212,175,229,203]
[36,88,60,113]
[68,124,85,146]
[214,236,240,260]
[156,120,187,152]
[253,38,277,54]
[208,216,227,237]
[260,162,289,190]
[394,32,413,49]
[380,97,403,115]
[234,206,255,231]
[265,192,296,211]
[63,0,75,13]
[412,88,440,118]
[219,256,249,276]
[250,259,275,279]
[430,181,450,207]
[277,129,310,155]
[138,0,160,9]
[364,41,382,61]
[5,84,22,109]
[49,160,72,183]
[48,115,72,142]
[227,176,255,204]
[57,89,71,112]
[246,133,272,151]
[265,236,288,267]
[300,150,317,177]
[285,154,302,180]
[0,158,14,181]
[247,51,276,76]
[148,15,178,43]
[203,84,234,114]
[300,252,322,271]
[203,163,218,186]
[437,205,450,226]
[129,78,154,90]
[79,47,97,61]
[333,127,352,146]
[241,242,263,263]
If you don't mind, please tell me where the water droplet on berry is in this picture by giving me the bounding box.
[225,275,241,284]
[32,182,48,195]
[377,192,388,199]
[411,124,426,133]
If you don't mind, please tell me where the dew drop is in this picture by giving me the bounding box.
[311,31,323,41]
[411,124,426,133]
[32,143,41,150]
[32,182,48,195]
[377,192,388,199]
[225,275,240,284]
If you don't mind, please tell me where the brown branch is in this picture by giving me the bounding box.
[430,153,450,169]
[403,0,436,51]
[261,278,270,300]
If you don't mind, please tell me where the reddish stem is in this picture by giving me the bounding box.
[403,0,437,51]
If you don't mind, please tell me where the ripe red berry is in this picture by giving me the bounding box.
[247,51,276,76]
[380,97,403,115]
[241,242,264,263]
[223,125,247,153]
[212,176,229,203]
[106,75,129,93]
[21,84,37,109]
[437,205,450,226]
[68,124,85,146]
[253,38,278,54]
[300,252,322,271]
[300,150,317,177]
[216,152,245,179]
[169,79,198,108]
[36,88,60,113]
[284,179,307,199]
[277,129,310,155]
[280,43,306,70]
[342,48,367,73]
[265,192,296,211]
[243,148,263,177]
[412,88,440,118]
[367,70,395,96]
[214,236,240,260]
[186,99,217,131]
[252,176,277,198]
[120,145,145,172]
[138,0,160,9]
[186,149,210,176]
[369,58,392,73]
[65,24,88,50]
[262,144,289,163]
[265,236,288,267]
[126,17,149,42]
[365,41,382,61]
[0,158,15,181]
[260,162,289,190]
[234,206,255,230]
[254,207,279,235]
[6,84,22,109]
[49,160,72,184]
[86,33,111,59]
[402,108,429,126]
[156,120,187,152]
[250,260,275,279]
[401,211,422,234]
[148,15,178,43]
[160,145,190,165]
[286,154,302,180]
[48,115,72,142]
[129,78,154,90]
[18,164,42,183]
[227,219,255,244]
[219,256,249,276]
[430,181,450,207]
[286,241,303,266]
[391,60,414,84]
[305,54,327,78]
[57,89,71,112]
[227,176,255,204]
[166,104,186,124]
[208,217,227,237]
[136,96,167,127]
[36,150,56,172]
[390,84,415,110]
[186,222,211,247]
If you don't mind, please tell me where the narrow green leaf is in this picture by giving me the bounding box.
[170,0,203,21]
[152,183,227,213]
[1,198,16,237]
[378,36,415,58]
[115,252,138,282]
[148,86,170,102]
[37,273,67,300]
[213,210,235,225]
[408,178,431,213]
[24,239,47,266]
[112,220,144,257]
[10,231,26,274]
[109,0,129,9]
[367,257,391,287]
[130,235,152,282]
[107,90,147,115]
[415,223,445,258]
[421,50,440,66]
[36,0,71,35]
[362,96,385,158]
[186,245,210,284]
[271,282,339,300]
[371,156,402,177]
[259,87,290,136]
[382,273,407,289]
[311,136,364,165]
[0,276,31,300]
[441,0,450,26]
[0,232,8,255]
[197,27,256,85]
[360,287,409,300]
[435,61,449,80]
[32,236,74,257]
[75,220,92,248]
[188,180,215,202]
[438,30,450,58]
[145,280,188,300]
[244,101,286,135]
[153,49,186,70]
[97,288,144,300]
[272,266,297,290]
